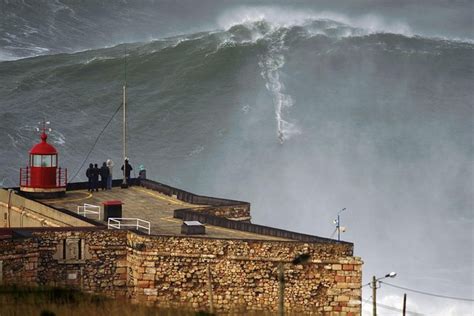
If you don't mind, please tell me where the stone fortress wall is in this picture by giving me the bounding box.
[0,188,96,228]
[0,229,361,315]
[0,179,362,315]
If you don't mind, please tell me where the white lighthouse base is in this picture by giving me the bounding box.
[20,187,66,193]
[20,186,66,199]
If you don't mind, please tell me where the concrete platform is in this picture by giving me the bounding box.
[41,186,289,241]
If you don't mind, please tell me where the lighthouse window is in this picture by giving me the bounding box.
[32,155,54,167]
[33,155,42,167]
[41,155,50,167]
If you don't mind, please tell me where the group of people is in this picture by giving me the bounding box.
[86,158,133,192]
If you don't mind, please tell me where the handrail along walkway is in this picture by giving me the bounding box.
[77,203,101,220]
[108,217,151,235]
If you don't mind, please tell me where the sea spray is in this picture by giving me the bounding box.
[258,29,301,144]
[0,14,472,315]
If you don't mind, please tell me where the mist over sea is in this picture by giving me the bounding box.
[0,1,472,315]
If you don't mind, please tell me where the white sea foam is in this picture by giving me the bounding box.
[258,29,301,144]
[218,6,413,37]
[167,34,209,49]
[0,49,18,61]
[218,7,315,30]
[82,56,114,65]
[50,130,66,146]
[28,46,50,54]
[7,134,18,149]
[204,35,235,58]
[16,124,65,146]
[50,0,76,16]
[188,145,204,157]
[241,104,251,114]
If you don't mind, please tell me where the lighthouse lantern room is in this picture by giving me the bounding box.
[20,122,67,196]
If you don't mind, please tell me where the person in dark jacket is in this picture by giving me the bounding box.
[86,163,94,192]
[121,158,133,186]
[99,162,109,190]
[92,163,100,192]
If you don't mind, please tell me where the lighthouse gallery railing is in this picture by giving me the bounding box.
[20,166,67,188]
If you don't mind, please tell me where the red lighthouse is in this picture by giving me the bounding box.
[20,123,67,197]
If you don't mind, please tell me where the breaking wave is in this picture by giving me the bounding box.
[0,14,472,316]
[257,26,300,143]
[1,18,472,147]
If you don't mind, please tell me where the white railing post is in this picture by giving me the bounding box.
[77,204,101,220]
[106,217,151,235]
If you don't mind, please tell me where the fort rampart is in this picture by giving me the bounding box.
[0,229,362,315]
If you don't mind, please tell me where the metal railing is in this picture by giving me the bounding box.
[140,179,250,208]
[20,167,29,187]
[77,203,101,220]
[58,167,67,187]
[19,167,67,188]
[107,217,151,235]
[174,208,354,247]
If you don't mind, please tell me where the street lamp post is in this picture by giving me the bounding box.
[370,272,397,316]
[333,208,347,241]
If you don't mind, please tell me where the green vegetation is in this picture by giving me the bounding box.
[0,285,201,316]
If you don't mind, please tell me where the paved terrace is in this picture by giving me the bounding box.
[41,186,289,241]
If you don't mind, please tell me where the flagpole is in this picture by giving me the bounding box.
[121,46,128,188]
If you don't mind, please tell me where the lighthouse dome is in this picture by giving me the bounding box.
[29,133,57,155]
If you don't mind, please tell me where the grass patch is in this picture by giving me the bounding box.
[0,285,197,316]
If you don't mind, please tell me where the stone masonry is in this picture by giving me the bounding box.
[0,229,362,315]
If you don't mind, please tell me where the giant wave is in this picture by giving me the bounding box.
[0,15,473,316]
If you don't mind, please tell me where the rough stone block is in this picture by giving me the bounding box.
[113,280,126,286]
[336,295,350,302]
[116,267,127,274]
[144,288,158,296]
[143,273,156,280]
[145,267,156,274]
[116,260,127,267]
[342,264,354,271]
[335,275,345,282]
[137,280,150,288]
[332,264,342,270]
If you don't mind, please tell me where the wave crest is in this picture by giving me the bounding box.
[218,6,413,37]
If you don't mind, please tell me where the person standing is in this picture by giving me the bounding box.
[106,159,114,189]
[86,163,94,192]
[99,162,109,190]
[92,163,100,192]
[121,158,133,186]
[138,165,146,180]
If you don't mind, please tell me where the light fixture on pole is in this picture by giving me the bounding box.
[333,208,347,241]
[370,272,397,316]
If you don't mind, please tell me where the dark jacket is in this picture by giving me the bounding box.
[86,167,94,179]
[100,166,110,179]
[121,162,133,178]
[92,166,100,181]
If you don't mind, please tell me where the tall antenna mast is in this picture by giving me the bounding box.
[37,120,52,135]
[121,44,128,188]
[333,208,347,241]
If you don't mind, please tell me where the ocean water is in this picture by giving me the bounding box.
[0,2,473,315]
